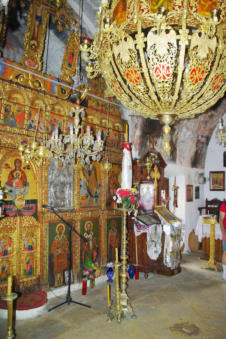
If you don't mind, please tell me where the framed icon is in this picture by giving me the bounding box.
[209,171,225,191]
[195,186,200,199]
[186,185,193,202]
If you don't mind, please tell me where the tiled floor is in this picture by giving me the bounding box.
[0,252,225,339]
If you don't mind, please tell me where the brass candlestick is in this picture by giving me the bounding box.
[2,275,18,339]
[201,216,220,271]
[120,209,135,318]
[112,248,123,322]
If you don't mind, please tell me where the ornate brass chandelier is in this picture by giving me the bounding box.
[19,107,51,166]
[81,0,225,156]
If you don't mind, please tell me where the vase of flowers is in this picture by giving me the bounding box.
[114,187,138,213]
[83,257,100,289]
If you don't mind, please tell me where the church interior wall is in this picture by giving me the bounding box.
[204,113,226,201]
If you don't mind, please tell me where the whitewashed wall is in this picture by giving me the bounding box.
[204,113,226,201]
[165,164,205,251]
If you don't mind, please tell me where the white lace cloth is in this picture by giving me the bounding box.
[195,215,222,242]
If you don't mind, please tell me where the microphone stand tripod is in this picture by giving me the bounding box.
[44,206,91,312]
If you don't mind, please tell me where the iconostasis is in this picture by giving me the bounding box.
[0,77,124,294]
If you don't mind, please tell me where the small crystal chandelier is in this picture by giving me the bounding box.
[81,0,225,156]
[19,107,50,166]
[47,103,104,165]
[19,103,105,166]
[216,117,226,147]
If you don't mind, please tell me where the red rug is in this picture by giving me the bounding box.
[0,290,47,310]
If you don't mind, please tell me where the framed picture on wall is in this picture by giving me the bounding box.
[195,186,200,199]
[209,171,225,191]
[224,152,226,167]
[186,185,193,202]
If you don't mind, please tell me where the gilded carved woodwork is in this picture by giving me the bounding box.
[0,72,124,289]
[0,9,7,51]
[59,31,80,85]
[0,216,41,294]
[21,2,50,72]
[21,0,76,72]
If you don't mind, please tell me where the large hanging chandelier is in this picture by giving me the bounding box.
[81,0,225,156]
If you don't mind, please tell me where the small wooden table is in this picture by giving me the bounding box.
[200,216,220,271]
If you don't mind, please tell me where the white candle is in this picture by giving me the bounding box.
[97,130,101,141]
[7,275,12,295]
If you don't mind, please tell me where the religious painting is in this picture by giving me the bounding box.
[48,159,73,210]
[26,107,39,131]
[209,171,225,191]
[186,185,193,202]
[23,255,35,277]
[48,222,70,287]
[154,205,180,224]
[3,102,25,128]
[24,235,35,252]
[195,186,200,200]
[14,104,25,128]
[59,31,80,83]
[48,115,63,134]
[198,0,217,16]
[107,218,121,263]
[107,164,121,208]
[3,102,16,127]
[0,260,10,283]
[139,183,155,213]
[0,236,13,257]
[80,219,99,267]
[1,156,38,218]
[80,163,101,208]
[108,129,122,150]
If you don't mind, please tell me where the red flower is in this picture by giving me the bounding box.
[154,63,171,81]
[190,67,205,84]
[123,142,131,151]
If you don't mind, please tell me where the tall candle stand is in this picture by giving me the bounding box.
[108,248,123,322]
[120,208,135,317]
[1,275,18,339]
[201,216,220,271]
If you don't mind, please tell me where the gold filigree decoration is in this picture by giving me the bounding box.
[81,0,226,156]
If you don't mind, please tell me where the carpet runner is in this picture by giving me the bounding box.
[0,290,47,310]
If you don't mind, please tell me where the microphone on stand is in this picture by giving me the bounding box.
[42,205,55,211]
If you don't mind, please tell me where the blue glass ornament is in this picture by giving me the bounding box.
[106,266,114,283]
[128,265,135,279]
